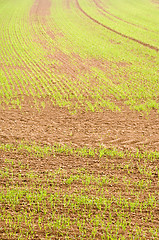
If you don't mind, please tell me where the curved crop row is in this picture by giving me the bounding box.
[0,0,159,113]
[76,0,159,52]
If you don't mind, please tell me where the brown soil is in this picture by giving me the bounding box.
[30,0,52,17]
[0,101,159,152]
[151,0,159,7]
[47,48,129,85]
[0,142,158,239]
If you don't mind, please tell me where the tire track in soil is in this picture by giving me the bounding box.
[0,103,159,152]
[93,0,158,33]
[2,0,156,152]
[75,0,159,52]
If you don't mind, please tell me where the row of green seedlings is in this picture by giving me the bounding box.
[0,180,158,238]
[0,164,158,239]
[36,14,88,110]
[0,0,93,111]
[1,201,157,239]
[0,161,156,194]
[53,0,159,112]
[1,159,157,209]
[30,0,116,112]
[0,3,55,108]
[0,3,37,107]
[0,140,158,161]
[33,9,119,113]
[0,1,70,109]
[79,0,159,44]
[1,141,159,180]
[50,0,122,112]
[1,0,157,113]
[21,15,73,108]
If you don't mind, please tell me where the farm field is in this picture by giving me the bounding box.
[0,0,159,239]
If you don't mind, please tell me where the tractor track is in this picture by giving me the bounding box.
[92,0,158,33]
[76,0,159,52]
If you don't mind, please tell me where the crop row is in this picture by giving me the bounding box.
[0,140,159,161]
[0,0,159,113]
[51,0,159,112]
[0,140,158,239]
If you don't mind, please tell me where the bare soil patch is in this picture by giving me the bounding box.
[30,0,52,17]
[0,101,158,151]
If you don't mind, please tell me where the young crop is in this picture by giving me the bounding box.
[0,0,159,239]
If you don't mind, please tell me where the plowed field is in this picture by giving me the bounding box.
[0,0,159,239]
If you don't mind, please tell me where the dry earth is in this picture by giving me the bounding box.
[0,102,159,151]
